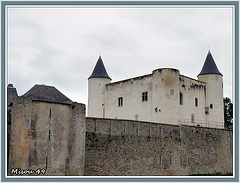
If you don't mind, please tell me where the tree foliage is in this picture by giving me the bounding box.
[223,97,233,129]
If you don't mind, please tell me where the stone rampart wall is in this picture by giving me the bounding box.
[85,117,233,176]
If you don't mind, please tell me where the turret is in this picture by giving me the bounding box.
[88,56,111,117]
[197,51,224,128]
[151,68,180,125]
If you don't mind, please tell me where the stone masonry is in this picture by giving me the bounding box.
[8,86,232,176]
[85,117,232,176]
[8,96,86,176]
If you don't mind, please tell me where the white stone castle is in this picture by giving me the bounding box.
[88,51,224,129]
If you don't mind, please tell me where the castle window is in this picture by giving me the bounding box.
[210,104,213,109]
[195,98,198,107]
[170,89,174,95]
[49,109,52,119]
[48,129,51,140]
[180,93,183,105]
[205,107,209,114]
[118,97,123,106]
[142,92,148,102]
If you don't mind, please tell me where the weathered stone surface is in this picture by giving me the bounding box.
[8,98,232,176]
[8,97,32,173]
[8,97,86,176]
[85,118,233,176]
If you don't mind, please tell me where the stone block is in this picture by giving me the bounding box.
[125,121,137,135]
[86,118,96,132]
[150,123,160,137]
[138,122,150,137]
[111,120,125,135]
[96,119,110,135]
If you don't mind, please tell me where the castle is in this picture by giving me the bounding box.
[7,51,232,176]
[88,51,224,128]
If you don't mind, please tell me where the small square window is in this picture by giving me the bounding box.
[210,104,213,109]
[142,92,148,102]
[118,97,123,106]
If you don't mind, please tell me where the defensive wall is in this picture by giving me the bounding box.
[8,96,233,176]
[85,117,233,176]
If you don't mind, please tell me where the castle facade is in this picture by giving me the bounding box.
[88,51,224,128]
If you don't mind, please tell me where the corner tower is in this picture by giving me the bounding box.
[197,51,224,128]
[88,56,111,117]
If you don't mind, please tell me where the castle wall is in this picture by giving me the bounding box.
[85,117,233,176]
[8,97,33,171]
[101,69,217,128]
[9,97,86,176]
[105,74,152,121]
[179,75,207,126]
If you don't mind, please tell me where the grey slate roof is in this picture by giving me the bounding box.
[7,86,18,106]
[23,84,73,105]
[198,51,223,76]
[88,56,111,80]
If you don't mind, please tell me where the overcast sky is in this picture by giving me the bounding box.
[8,6,233,105]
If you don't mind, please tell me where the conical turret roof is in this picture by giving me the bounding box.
[198,51,222,76]
[88,56,111,80]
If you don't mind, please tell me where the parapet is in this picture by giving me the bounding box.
[152,68,180,75]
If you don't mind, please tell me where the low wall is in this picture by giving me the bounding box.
[85,117,233,176]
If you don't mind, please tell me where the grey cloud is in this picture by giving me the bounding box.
[8,7,233,103]
[84,25,137,50]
